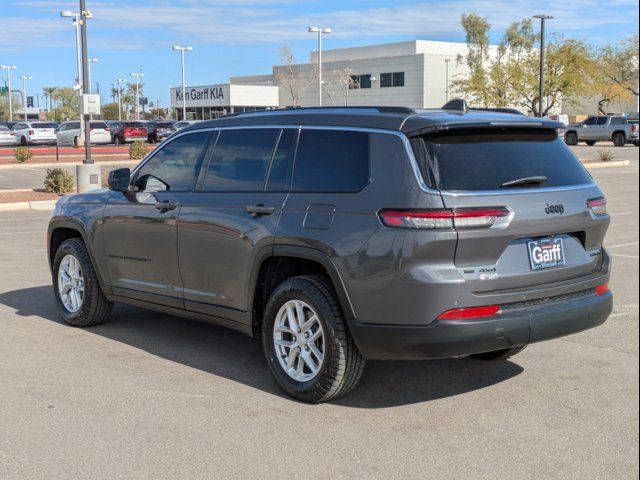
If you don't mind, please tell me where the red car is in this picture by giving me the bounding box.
[113,121,148,145]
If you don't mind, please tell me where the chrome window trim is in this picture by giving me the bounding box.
[131,123,597,197]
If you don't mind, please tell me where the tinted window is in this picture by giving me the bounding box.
[69,122,81,130]
[135,132,209,192]
[596,117,608,125]
[125,122,145,128]
[583,117,597,125]
[0,126,9,132]
[32,122,57,128]
[610,117,625,125]
[90,122,108,129]
[293,130,370,192]
[202,129,279,192]
[416,128,593,191]
[266,129,296,191]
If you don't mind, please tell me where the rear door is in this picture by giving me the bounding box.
[177,127,294,315]
[416,127,609,294]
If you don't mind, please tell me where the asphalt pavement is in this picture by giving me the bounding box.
[0,165,637,479]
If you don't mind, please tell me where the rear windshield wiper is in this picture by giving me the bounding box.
[501,176,548,188]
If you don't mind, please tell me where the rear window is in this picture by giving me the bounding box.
[413,128,593,191]
[124,122,145,128]
[292,129,370,192]
[90,122,108,129]
[156,122,174,128]
[32,123,56,129]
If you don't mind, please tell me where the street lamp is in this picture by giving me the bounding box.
[172,45,192,121]
[60,9,85,145]
[0,65,17,121]
[130,72,144,120]
[87,58,98,94]
[20,75,32,119]
[308,26,331,107]
[533,14,553,118]
[116,77,125,121]
[445,58,451,102]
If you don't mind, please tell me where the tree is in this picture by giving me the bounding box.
[122,81,144,119]
[452,13,596,116]
[275,47,304,107]
[42,86,58,112]
[49,87,79,121]
[324,68,357,106]
[593,34,639,114]
[100,102,120,120]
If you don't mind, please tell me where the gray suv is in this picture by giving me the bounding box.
[47,101,613,402]
[565,115,639,147]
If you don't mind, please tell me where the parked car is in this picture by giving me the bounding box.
[0,126,18,146]
[564,115,638,147]
[56,121,112,146]
[112,121,148,145]
[12,121,58,146]
[146,120,176,143]
[47,101,613,402]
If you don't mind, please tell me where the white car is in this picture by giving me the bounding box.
[0,126,18,146]
[12,121,58,146]
[56,121,112,146]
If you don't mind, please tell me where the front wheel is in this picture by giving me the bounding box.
[52,238,113,327]
[262,275,365,403]
[470,345,526,361]
[565,132,578,146]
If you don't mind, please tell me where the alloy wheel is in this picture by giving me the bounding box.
[57,254,85,314]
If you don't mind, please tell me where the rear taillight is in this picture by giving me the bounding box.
[10,132,15,136]
[587,197,607,216]
[378,208,510,230]
[437,305,501,320]
[28,130,34,135]
[595,283,609,296]
[631,124,638,133]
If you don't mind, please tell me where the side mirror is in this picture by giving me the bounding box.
[108,168,131,192]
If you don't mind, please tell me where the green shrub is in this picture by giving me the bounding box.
[15,146,33,163]
[596,149,614,162]
[129,141,149,160]
[44,168,75,194]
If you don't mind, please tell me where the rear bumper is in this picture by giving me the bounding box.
[350,290,613,360]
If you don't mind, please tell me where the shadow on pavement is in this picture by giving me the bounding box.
[0,285,524,408]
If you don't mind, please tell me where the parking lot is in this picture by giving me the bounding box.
[0,163,637,479]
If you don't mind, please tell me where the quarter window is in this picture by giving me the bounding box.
[292,129,370,192]
[135,132,209,192]
[202,128,280,192]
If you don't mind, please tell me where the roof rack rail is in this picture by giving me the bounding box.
[219,106,416,118]
[441,99,525,116]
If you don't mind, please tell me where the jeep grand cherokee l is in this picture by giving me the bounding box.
[47,101,613,403]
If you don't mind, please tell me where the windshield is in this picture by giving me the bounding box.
[412,128,593,191]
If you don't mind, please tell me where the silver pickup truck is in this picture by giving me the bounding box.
[565,116,639,147]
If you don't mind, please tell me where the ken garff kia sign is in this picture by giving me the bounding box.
[171,85,229,108]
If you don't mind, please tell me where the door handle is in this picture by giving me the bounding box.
[155,200,178,212]
[246,204,275,218]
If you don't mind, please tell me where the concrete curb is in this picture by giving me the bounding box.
[582,160,631,169]
[0,160,139,170]
[0,199,57,211]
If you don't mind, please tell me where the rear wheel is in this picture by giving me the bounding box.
[586,140,596,146]
[470,345,526,361]
[612,133,626,147]
[262,275,365,403]
[20,136,27,146]
[114,136,122,146]
[565,132,578,146]
[52,238,112,327]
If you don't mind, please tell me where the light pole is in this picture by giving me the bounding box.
[445,58,451,102]
[0,65,16,121]
[308,26,331,107]
[116,77,125,121]
[533,14,553,118]
[87,58,98,93]
[60,9,85,144]
[20,75,32,119]
[172,45,192,121]
[130,72,143,120]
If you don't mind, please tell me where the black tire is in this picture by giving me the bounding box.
[20,136,27,146]
[114,136,122,146]
[262,274,366,403]
[612,133,626,147]
[586,140,596,146]
[73,136,80,147]
[470,345,526,361]
[565,132,578,146]
[52,238,113,327]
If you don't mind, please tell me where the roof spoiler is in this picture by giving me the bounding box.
[442,98,525,116]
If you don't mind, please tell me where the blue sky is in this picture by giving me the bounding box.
[1,0,638,108]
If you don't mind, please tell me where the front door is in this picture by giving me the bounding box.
[178,127,296,317]
[101,131,212,307]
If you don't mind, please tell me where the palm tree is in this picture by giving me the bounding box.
[42,86,58,112]
[123,81,144,119]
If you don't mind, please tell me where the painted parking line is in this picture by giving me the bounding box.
[0,230,45,235]
[610,253,639,260]
[610,211,633,217]
[606,241,639,249]
[0,216,51,222]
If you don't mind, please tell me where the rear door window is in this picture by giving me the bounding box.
[202,128,280,192]
[413,128,593,191]
[292,129,370,192]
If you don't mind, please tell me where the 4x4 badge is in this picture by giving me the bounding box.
[545,203,565,215]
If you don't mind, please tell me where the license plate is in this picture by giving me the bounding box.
[528,238,565,271]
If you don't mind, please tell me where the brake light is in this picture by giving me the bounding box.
[378,208,510,230]
[29,130,34,135]
[632,124,638,133]
[587,197,607,216]
[438,305,501,320]
[595,284,609,296]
